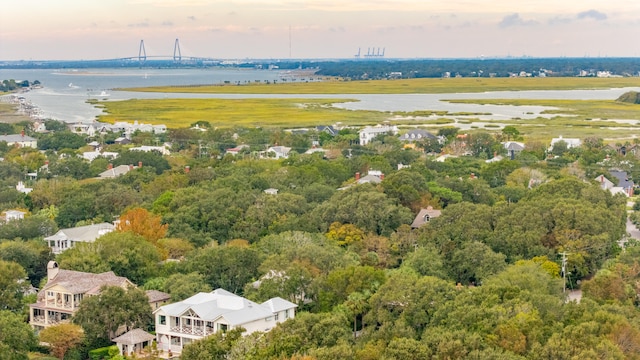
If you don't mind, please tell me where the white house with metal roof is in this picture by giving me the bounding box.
[0,133,37,148]
[154,289,297,354]
[359,125,399,145]
[44,222,115,254]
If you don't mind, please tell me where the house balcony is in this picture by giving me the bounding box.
[43,300,77,310]
[31,315,71,326]
[169,326,208,337]
[31,315,46,326]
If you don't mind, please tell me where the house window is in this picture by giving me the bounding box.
[218,323,228,333]
[274,313,279,321]
[285,310,289,319]
[265,316,273,321]
[159,315,166,325]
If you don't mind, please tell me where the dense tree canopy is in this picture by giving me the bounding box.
[0,310,37,360]
[73,285,152,348]
[0,121,638,359]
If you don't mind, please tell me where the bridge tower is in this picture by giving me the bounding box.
[173,38,182,62]
[138,40,147,64]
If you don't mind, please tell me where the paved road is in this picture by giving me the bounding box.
[625,218,640,247]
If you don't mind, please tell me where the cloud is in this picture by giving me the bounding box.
[577,9,607,21]
[499,13,538,28]
[329,27,346,33]
[187,16,197,21]
[548,16,572,25]
[161,21,174,26]
[228,11,237,16]
[128,22,150,28]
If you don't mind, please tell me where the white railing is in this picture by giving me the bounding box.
[159,343,182,354]
[169,326,206,336]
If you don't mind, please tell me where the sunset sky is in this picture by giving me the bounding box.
[1,0,639,60]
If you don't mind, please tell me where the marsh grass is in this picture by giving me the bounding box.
[99,78,640,142]
[121,77,640,94]
[96,98,389,128]
[0,103,30,123]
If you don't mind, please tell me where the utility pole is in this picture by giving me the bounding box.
[560,252,569,293]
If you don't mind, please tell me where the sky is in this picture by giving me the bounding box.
[1,0,640,60]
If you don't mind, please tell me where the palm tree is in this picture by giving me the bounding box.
[344,291,369,340]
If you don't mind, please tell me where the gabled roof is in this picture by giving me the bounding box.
[112,328,155,344]
[504,141,525,151]
[610,170,634,189]
[360,125,398,135]
[268,146,291,154]
[156,289,295,326]
[595,174,615,190]
[411,206,442,228]
[0,134,37,142]
[316,125,338,136]
[99,165,132,178]
[262,297,298,313]
[146,290,171,303]
[41,269,131,295]
[399,129,436,141]
[358,174,382,184]
[44,222,114,243]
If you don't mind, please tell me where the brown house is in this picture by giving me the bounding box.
[411,206,442,228]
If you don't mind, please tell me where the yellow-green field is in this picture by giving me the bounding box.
[96,98,389,128]
[97,77,640,142]
[121,77,640,94]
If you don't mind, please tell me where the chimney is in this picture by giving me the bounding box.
[108,163,113,170]
[45,160,49,165]
[47,261,59,281]
[600,175,604,183]
[129,164,134,170]
[380,173,385,181]
[20,129,25,137]
[185,166,190,173]
[138,161,142,168]
[355,172,360,181]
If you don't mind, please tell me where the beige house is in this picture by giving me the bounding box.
[146,290,171,311]
[29,261,134,331]
[154,289,297,354]
[411,206,443,228]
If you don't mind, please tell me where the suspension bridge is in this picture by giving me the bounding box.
[84,39,219,65]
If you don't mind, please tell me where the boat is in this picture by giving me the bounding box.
[87,89,111,100]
